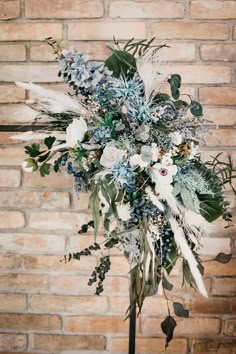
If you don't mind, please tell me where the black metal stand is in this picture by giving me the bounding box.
[128,302,136,354]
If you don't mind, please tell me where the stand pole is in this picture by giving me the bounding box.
[128,302,136,354]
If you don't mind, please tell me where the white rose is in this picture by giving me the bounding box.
[22,158,38,173]
[100,145,126,169]
[117,203,132,221]
[66,118,87,147]
[151,143,160,162]
[161,153,173,165]
[130,154,149,168]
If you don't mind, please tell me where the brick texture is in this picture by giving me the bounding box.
[0,1,235,354]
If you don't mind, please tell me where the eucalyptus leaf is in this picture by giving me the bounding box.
[88,183,100,238]
[181,188,197,212]
[162,275,173,291]
[173,302,189,318]
[213,252,232,264]
[190,100,203,117]
[161,315,177,349]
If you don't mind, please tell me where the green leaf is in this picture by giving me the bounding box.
[25,143,43,158]
[38,151,51,163]
[88,183,100,238]
[168,74,181,100]
[173,302,189,318]
[105,50,136,78]
[161,316,177,349]
[174,100,188,110]
[213,252,232,264]
[153,92,170,104]
[198,193,224,222]
[162,275,173,291]
[39,163,51,177]
[44,136,56,149]
[190,100,203,117]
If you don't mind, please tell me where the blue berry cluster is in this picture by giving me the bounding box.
[155,226,174,267]
[67,162,89,192]
[130,198,162,224]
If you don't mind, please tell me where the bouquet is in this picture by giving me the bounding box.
[13,38,234,348]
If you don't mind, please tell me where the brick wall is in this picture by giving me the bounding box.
[0,0,235,353]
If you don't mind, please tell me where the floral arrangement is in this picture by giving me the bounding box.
[13,38,234,348]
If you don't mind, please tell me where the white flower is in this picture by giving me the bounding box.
[66,118,87,147]
[151,162,178,196]
[169,132,182,146]
[161,152,173,165]
[150,143,160,162]
[130,154,149,168]
[100,145,126,169]
[117,202,132,221]
[22,158,38,173]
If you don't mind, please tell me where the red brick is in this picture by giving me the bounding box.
[190,1,236,19]
[212,277,236,296]
[0,273,48,290]
[0,233,65,252]
[199,237,231,256]
[0,85,25,103]
[234,25,236,40]
[224,319,236,336]
[0,0,20,19]
[0,190,70,209]
[0,45,26,61]
[0,313,61,330]
[30,44,58,62]
[204,259,236,276]
[23,170,73,189]
[0,293,26,311]
[23,254,96,271]
[165,43,196,62]
[142,317,220,335]
[189,296,236,315]
[150,22,228,40]
[110,337,187,353]
[199,87,236,105]
[0,254,21,269]
[200,44,236,62]
[29,211,91,230]
[0,64,60,83]
[64,315,129,333]
[32,333,106,350]
[0,333,27,350]
[109,256,130,274]
[68,22,146,40]
[205,129,236,146]
[110,1,184,19]
[31,294,108,313]
[204,107,236,126]
[25,0,104,18]
[0,211,25,228]
[0,104,37,124]
[72,190,89,210]
[70,41,111,61]
[109,296,129,313]
[162,64,230,84]
[192,339,236,354]
[0,23,62,41]
[0,169,21,187]
[50,275,129,294]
